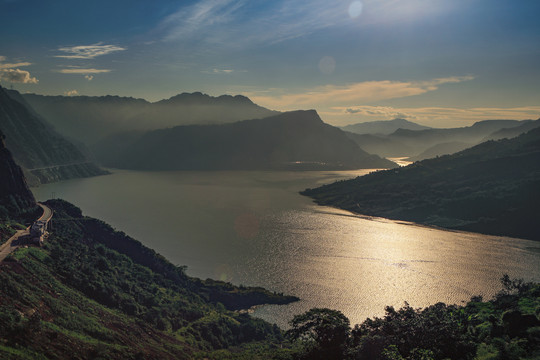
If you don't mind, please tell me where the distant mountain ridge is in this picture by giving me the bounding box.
[483,119,540,141]
[21,91,278,145]
[96,110,396,171]
[346,119,535,158]
[342,118,431,135]
[1,86,106,185]
[407,141,473,162]
[302,127,540,240]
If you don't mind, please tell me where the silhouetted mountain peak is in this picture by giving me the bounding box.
[96,109,394,171]
[160,92,256,106]
[342,118,431,135]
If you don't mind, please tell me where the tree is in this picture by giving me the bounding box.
[286,308,350,359]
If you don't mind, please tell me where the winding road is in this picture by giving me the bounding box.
[0,203,53,263]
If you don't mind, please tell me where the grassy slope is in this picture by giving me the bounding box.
[0,199,297,359]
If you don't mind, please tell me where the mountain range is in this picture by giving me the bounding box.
[20,92,278,145]
[342,118,431,135]
[345,119,537,158]
[95,110,396,171]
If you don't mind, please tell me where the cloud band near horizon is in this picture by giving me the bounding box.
[245,76,474,110]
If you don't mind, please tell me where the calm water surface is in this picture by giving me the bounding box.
[32,170,540,328]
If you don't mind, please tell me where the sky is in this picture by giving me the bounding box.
[1,0,539,128]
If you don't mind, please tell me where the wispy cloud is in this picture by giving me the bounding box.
[156,0,456,50]
[0,69,38,83]
[55,44,126,59]
[57,68,111,74]
[246,76,474,110]
[0,61,32,69]
[201,68,243,74]
[158,0,354,47]
[160,0,246,42]
[344,106,414,119]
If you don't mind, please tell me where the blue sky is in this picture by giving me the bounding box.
[1,0,539,127]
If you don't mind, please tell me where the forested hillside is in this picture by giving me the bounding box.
[303,128,540,240]
[0,86,106,185]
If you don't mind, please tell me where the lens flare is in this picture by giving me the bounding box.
[348,1,363,18]
[318,56,336,75]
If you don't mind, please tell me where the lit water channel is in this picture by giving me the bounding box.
[33,169,540,328]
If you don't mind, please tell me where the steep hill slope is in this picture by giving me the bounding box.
[21,92,277,145]
[0,129,36,218]
[407,141,474,162]
[0,199,298,359]
[302,127,540,240]
[96,110,396,171]
[1,86,106,185]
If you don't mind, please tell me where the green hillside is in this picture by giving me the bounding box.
[302,128,540,240]
[0,199,298,359]
[0,86,106,185]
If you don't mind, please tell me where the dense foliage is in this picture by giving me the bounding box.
[303,127,540,240]
[287,276,540,360]
[1,199,538,359]
[0,199,296,359]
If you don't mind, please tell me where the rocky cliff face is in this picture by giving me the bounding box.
[0,129,36,218]
[0,86,107,185]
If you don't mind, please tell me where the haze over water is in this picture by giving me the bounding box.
[33,170,540,328]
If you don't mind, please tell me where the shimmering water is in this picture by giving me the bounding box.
[32,170,540,328]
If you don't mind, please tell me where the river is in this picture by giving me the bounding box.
[32,169,540,328]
